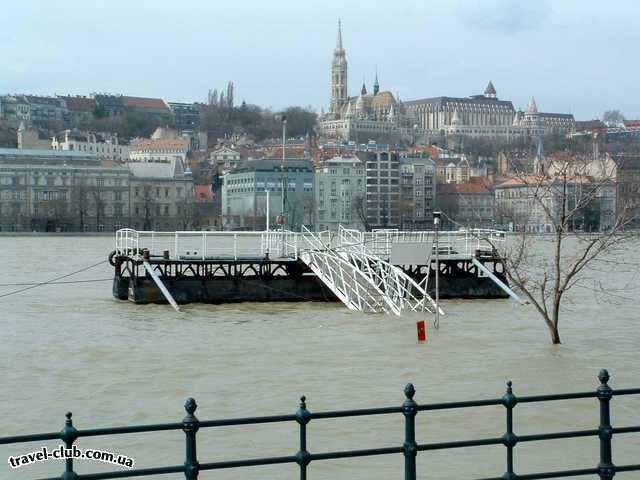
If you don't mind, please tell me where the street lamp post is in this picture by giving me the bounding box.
[433,210,441,329]
[265,189,270,232]
[280,115,287,257]
[281,115,287,231]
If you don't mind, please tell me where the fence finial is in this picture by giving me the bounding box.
[404,383,416,400]
[598,369,610,385]
[184,397,198,416]
[503,380,517,409]
[61,411,78,444]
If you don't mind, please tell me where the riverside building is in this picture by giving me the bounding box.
[222,158,314,230]
[314,155,366,231]
[0,148,130,232]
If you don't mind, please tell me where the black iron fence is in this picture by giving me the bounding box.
[1,369,638,480]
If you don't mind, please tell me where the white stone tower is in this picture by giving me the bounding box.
[330,20,348,116]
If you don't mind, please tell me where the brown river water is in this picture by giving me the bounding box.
[0,235,638,479]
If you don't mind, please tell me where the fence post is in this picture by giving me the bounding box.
[234,234,238,260]
[183,398,200,480]
[295,395,312,480]
[60,412,78,480]
[502,381,518,480]
[402,384,418,480]
[597,370,615,480]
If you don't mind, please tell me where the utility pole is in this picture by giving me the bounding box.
[433,210,441,329]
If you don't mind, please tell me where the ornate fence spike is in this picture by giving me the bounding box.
[502,380,518,480]
[596,370,615,480]
[296,394,311,480]
[402,383,418,480]
[60,411,79,480]
[184,397,198,416]
[296,395,311,426]
[404,383,416,400]
[502,380,517,409]
[182,397,199,480]
[598,369,610,387]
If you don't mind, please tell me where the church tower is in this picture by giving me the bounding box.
[330,20,348,116]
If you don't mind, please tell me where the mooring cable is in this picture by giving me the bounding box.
[0,278,112,287]
[0,260,108,299]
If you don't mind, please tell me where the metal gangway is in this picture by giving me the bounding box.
[295,226,441,316]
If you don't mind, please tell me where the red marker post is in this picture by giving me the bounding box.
[416,320,426,343]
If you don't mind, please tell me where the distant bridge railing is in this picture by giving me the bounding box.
[115,228,504,262]
[1,370,637,480]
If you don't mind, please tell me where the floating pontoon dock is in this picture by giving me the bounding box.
[110,227,516,315]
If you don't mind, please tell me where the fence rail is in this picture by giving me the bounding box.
[1,370,638,480]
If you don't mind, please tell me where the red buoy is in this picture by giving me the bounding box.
[416,320,426,343]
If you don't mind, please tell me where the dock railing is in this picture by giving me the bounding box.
[2,370,637,480]
[115,228,505,262]
[363,228,505,258]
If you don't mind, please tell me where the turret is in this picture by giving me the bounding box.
[484,81,497,99]
[361,79,367,96]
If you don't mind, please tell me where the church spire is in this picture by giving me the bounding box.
[361,76,367,95]
[373,67,379,95]
[330,19,348,116]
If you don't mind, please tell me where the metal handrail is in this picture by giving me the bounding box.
[115,228,506,262]
[1,370,637,480]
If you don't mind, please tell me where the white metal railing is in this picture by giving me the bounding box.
[359,228,505,258]
[115,228,505,262]
[116,230,265,261]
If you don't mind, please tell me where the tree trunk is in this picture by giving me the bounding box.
[549,325,561,344]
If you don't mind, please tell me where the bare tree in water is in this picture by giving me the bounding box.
[493,153,639,344]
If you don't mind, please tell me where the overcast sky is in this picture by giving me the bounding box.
[2,0,638,120]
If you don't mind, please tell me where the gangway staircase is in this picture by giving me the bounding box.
[297,227,442,316]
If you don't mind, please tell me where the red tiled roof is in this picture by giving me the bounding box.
[194,185,213,201]
[438,181,491,194]
[623,120,640,128]
[409,145,439,158]
[132,138,189,152]
[121,96,169,110]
